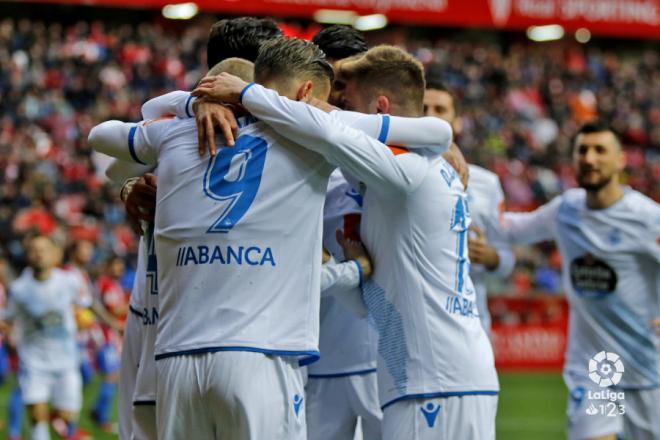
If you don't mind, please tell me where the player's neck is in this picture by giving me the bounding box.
[585,181,624,210]
[32,267,52,281]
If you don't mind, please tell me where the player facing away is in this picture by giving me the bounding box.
[503,122,660,440]
[192,45,498,440]
[307,25,383,440]
[92,35,456,437]
[91,38,338,440]
[423,78,515,332]
[0,235,89,440]
[106,57,257,440]
[105,17,281,439]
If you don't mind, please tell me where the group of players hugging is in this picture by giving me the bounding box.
[1,14,659,440]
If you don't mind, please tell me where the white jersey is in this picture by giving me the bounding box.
[235,83,497,408]
[504,188,660,389]
[63,265,94,307]
[466,165,515,330]
[5,268,87,372]
[90,84,454,364]
[309,169,378,377]
[129,115,334,360]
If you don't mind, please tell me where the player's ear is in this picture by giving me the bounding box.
[376,95,391,114]
[616,148,626,172]
[296,80,314,102]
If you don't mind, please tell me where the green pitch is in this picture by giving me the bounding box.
[0,372,566,439]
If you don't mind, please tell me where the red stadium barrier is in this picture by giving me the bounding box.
[489,296,569,371]
[27,0,660,39]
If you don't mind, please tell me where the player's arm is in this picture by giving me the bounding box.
[194,77,429,193]
[141,91,192,120]
[141,91,238,155]
[321,258,360,293]
[0,292,17,335]
[502,196,562,245]
[332,110,452,153]
[473,181,516,276]
[88,118,168,166]
[105,159,155,184]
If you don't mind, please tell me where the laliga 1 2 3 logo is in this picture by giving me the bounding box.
[589,351,624,387]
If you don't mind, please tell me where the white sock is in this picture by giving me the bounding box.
[30,421,51,440]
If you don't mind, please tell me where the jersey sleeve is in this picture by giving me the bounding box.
[484,179,515,277]
[69,273,93,308]
[141,91,193,120]
[643,202,660,264]
[105,159,155,184]
[241,84,428,194]
[89,118,171,166]
[333,111,452,154]
[320,257,368,318]
[321,257,361,294]
[503,196,562,245]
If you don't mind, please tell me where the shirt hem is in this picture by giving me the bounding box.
[381,389,500,410]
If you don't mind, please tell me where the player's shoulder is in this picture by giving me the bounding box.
[468,164,500,185]
[558,188,585,207]
[621,188,660,222]
[622,188,658,210]
[9,269,33,296]
[51,267,77,285]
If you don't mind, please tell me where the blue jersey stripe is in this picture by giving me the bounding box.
[378,115,391,143]
[127,125,146,165]
[239,83,256,104]
[308,368,377,379]
[184,95,193,118]
[155,346,320,361]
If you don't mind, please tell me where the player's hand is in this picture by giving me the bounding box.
[442,143,469,189]
[124,173,157,235]
[322,248,331,264]
[192,98,239,157]
[337,229,373,281]
[653,318,660,336]
[192,73,248,105]
[468,226,500,271]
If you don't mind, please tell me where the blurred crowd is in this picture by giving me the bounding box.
[0,15,658,296]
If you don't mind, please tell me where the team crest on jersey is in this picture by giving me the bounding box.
[420,402,442,428]
[608,228,622,245]
[570,254,617,298]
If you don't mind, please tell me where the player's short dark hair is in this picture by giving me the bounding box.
[207,17,282,68]
[255,37,334,86]
[312,25,368,61]
[577,121,616,136]
[424,71,459,113]
[575,121,621,149]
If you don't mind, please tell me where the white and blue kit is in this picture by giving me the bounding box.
[4,268,88,412]
[307,169,381,440]
[232,84,498,440]
[105,157,158,440]
[467,164,515,332]
[504,188,660,440]
[91,85,456,439]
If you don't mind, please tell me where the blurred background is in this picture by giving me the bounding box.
[0,0,658,438]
